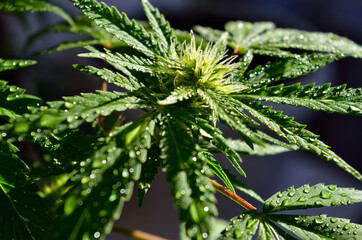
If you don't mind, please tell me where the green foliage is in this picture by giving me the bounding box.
[0,0,361,239]
[220,184,362,240]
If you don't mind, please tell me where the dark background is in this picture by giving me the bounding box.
[0,0,361,239]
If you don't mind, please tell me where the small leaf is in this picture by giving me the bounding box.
[263,183,362,213]
[219,210,260,240]
[0,59,37,72]
[70,0,158,57]
[0,0,74,26]
[270,214,362,240]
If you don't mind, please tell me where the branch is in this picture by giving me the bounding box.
[112,225,167,240]
[208,178,257,211]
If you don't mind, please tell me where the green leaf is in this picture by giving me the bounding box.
[70,0,159,57]
[158,85,198,105]
[198,89,264,149]
[0,80,41,121]
[241,83,362,115]
[237,53,339,89]
[236,100,362,181]
[225,138,295,155]
[198,20,362,59]
[160,113,217,239]
[0,185,50,240]
[137,145,160,207]
[263,183,362,213]
[201,151,235,193]
[260,28,362,59]
[51,116,155,240]
[141,0,178,54]
[73,64,141,91]
[224,21,276,54]
[270,214,362,240]
[0,0,74,26]
[219,210,260,240]
[78,46,155,75]
[0,59,37,72]
[1,91,149,141]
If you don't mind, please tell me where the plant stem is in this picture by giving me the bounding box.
[208,178,257,211]
[112,226,167,240]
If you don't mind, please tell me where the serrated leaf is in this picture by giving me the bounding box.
[241,83,362,115]
[73,64,141,91]
[158,86,197,105]
[70,0,159,57]
[78,46,155,75]
[0,0,74,26]
[225,139,295,155]
[224,21,276,54]
[0,59,37,72]
[141,0,178,54]
[137,145,160,207]
[1,91,149,141]
[236,100,362,181]
[200,20,362,59]
[198,89,264,150]
[0,185,50,240]
[260,28,362,59]
[200,151,235,193]
[263,183,362,213]
[160,113,217,239]
[219,210,260,240]
[0,80,41,121]
[51,116,155,240]
[237,53,339,89]
[270,214,362,240]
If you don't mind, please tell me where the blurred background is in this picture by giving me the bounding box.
[0,0,361,239]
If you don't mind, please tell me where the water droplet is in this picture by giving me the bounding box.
[328,185,337,191]
[344,224,351,230]
[282,199,292,206]
[288,192,295,197]
[331,201,340,206]
[192,156,197,161]
[315,217,324,224]
[341,193,347,197]
[320,190,332,199]
[203,206,209,212]
[330,217,338,223]
[315,200,325,206]
[298,196,307,202]
[347,200,353,205]
[1,132,7,137]
[353,230,358,235]
[94,232,101,238]
[90,174,96,179]
[202,232,208,238]
[120,189,126,194]
[303,188,310,193]
[277,193,283,198]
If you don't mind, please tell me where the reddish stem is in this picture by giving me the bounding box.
[208,178,257,211]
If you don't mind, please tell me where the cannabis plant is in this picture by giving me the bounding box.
[0,0,361,239]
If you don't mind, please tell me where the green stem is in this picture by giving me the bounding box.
[208,178,257,211]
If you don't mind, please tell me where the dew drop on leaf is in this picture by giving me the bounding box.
[282,199,292,206]
[320,189,332,199]
[94,232,101,238]
[298,196,307,202]
[315,200,325,206]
